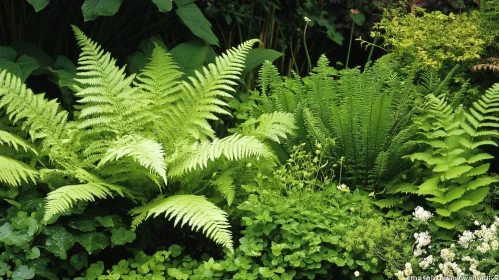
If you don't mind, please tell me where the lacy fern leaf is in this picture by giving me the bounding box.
[0,156,37,187]
[130,194,233,252]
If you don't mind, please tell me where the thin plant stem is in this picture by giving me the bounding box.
[346,21,355,69]
[303,19,312,73]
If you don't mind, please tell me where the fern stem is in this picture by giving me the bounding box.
[366,35,378,65]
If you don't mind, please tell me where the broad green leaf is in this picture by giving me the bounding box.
[81,0,123,21]
[444,165,473,180]
[174,0,219,46]
[77,232,109,253]
[0,223,30,247]
[467,163,490,177]
[95,216,114,227]
[442,187,466,203]
[17,56,39,81]
[111,227,136,245]
[44,226,75,259]
[244,48,282,72]
[0,47,39,81]
[466,186,490,205]
[435,208,451,217]
[468,153,494,164]
[151,0,172,12]
[448,199,472,213]
[0,46,16,61]
[11,265,35,280]
[434,219,456,229]
[259,267,275,278]
[417,177,443,197]
[27,0,50,12]
[170,40,208,77]
[10,41,54,67]
[466,176,499,190]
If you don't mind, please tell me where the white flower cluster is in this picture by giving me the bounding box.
[394,263,413,280]
[414,231,431,257]
[419,255,433,270]
[394,213,499,280]
[413,206,434,224]
[336,183,350,193]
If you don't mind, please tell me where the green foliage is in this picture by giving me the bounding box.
[372,8,491,70]
[0,26,294,252]
[394,83,499,230]
[247,54,419,189]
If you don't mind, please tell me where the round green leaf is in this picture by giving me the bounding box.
[81,0,123,21]
[27,0,50,12]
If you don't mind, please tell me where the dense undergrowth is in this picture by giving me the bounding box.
[2,1,499,279]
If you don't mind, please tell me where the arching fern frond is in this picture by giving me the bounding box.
[211,172,235,206]
[168,134,272,177]
[44,169,129,221]
[180,39,259,139]
[0,70,69,158]
[0,156,37,187]
[239,112,296,143]
[130,194,233,252]
[0,130,38,154]
[97,135,167,185]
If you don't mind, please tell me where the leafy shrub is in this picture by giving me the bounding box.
[372,8,491,71]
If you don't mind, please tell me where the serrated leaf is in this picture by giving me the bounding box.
[466,176,499,190]
[466,186,490,205]
[435,208,451,217]
[468,153,494,164]
[434,219,456,229]
[467,163,490,177]
[417,177,443,197]
[111,227,136,245]
[448,199,472,213]
[77,232,109,253]
[444,165,473,180]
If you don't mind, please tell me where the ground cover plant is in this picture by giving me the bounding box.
[2,1,499,280]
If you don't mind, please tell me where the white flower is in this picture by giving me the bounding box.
[440,248,455,262]
[474,220,480,226]
[477,242,490,254]
[414,231,432,257]
[492,240,498,250]
[458,230,475,249]
[413,206,434,224]
[419,255,434,270]
[304,16,311,22]
[354,271,360,277]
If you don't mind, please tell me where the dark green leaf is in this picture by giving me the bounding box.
[170,40,208,77]
[174,0,219,46]
[81,0,123,21]
[44,226,75,259]
[12,265,35,280]
[70,253,89,270]
[77,232,109,253]
[26,247,40,259]
[111,227,136,245]
[349,12,366,26]
[95,216,114,227]
[26,0,50,12]
[151,0,172,12]
[244,48,282,72]
[17,55,40,81]
[68,219,97,232]
[0,223,31,247]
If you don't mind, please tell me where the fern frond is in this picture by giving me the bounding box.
[0,130,37,154]
[0,71,69,157]
[180,39,259,139]
[72,26,138,136]
[168,134,272,177]
[240,112,296,143]
[211,173,236,206]
[130,194,233,252]
[0,156,37,187]
[97,135,167,185]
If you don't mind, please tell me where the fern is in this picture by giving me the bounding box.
[130,195,233,252]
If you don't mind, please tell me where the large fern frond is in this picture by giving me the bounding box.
[44,169,129,221]
[168,134,272,177]
[72,26,140,136]
[239,112,296,143]
[130,194,233,252]
[97,135,168,185]
[180,39,259,139]
[0,156,37,187]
